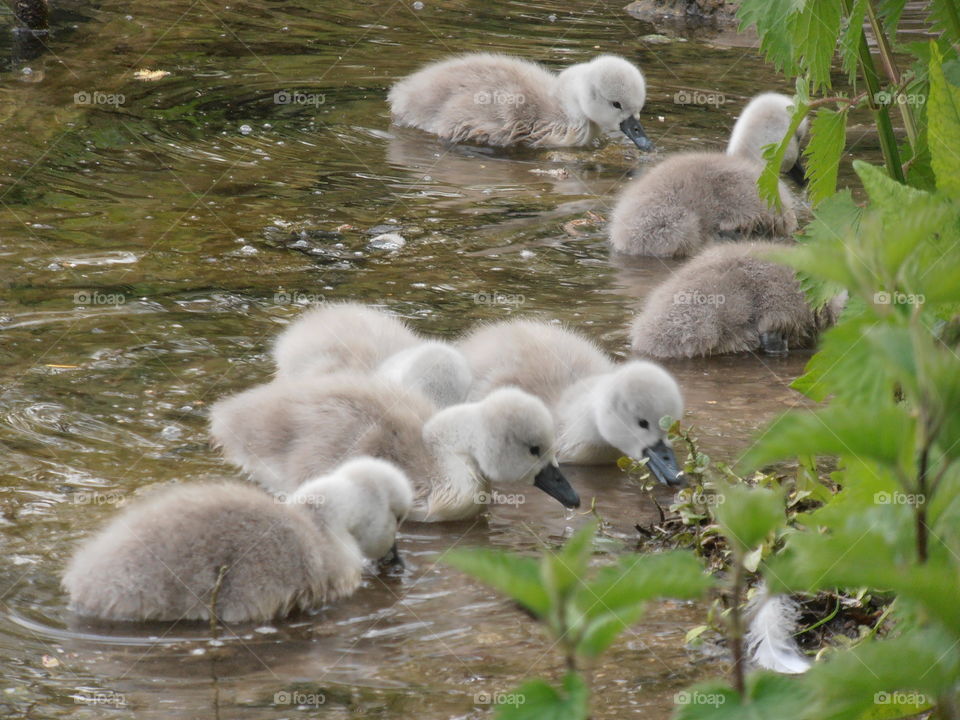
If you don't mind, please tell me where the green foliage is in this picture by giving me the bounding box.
[802,107,848,204]
[494,674,589,720]
[671,44,960,720]
[928,44,960,199]
[789,0,843,92]
[738,1,960,204]
[673,673,811,720]
[444,523,712,718]
[758,95,809,209]
[715,484,785,554]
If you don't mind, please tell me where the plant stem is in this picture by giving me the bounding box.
[865,0,920,153]
[916,444,929,564]
[843,0,905,182]
[729,556,746,695]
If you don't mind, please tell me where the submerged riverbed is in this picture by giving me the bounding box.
[0,0,899,717]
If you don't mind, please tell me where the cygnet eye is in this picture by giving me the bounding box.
[637,419,649,429]
[529,445,541,456]
[611,101,622,110]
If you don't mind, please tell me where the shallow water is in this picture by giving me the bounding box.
[0,0,915,717]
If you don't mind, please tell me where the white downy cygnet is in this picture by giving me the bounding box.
[609,92,809,257]
[62,457,413,623]
[272,302,470,408]
[375,341,472,408]
[389,53,653,150]
[209,373,580,521]
[459,318,685,485]
[272,302,420,378]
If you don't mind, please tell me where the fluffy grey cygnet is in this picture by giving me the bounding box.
[630,242,843,358]
[609,92,809,257]
[209,374,580,521]
[459,318,685,485]
[389,53,653,149]
[62,457,413,623]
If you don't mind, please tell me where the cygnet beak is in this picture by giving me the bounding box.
[643,439,685,487]
[788,158,808,187]
[377,541,404,571]
[533,463,580,508]
[620,115,654,151]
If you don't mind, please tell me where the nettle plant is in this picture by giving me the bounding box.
[445,6,960,718]
[444,522,713,719]
[739,0,960,204]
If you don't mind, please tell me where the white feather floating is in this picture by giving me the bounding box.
[745,585,812,674]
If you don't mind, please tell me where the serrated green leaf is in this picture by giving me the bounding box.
[789,310,892,402]
[928,43,960,198]
[929,0,960,45]
[739,403,916,475]
[672,672,811,720]
[875,0,908,40]
[736,0,803,73]
[839,0,867,84]
[803,107,848,205]
[443,548,551,617]
[788,0,843,92]
[780,190,861,310]
[715,484,785,553]
[581,551,712,619]
[759,100,810,209]
[575,602,648,658]
[542,522,596,601]
[854,160,931,216]
[494,673,589,720]
[802,630,959,720]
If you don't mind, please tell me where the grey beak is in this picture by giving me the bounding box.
[788,158,807,187]
[643,439,685,487]
[377,541,403,571]
[533,464,580,508]
[619,115,654,151]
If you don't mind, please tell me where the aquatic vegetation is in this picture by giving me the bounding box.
[444,9,960,718]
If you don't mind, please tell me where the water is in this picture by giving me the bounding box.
[0,0,906,717]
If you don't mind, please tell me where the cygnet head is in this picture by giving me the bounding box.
[726,92,810,182]
[377,342,472,408]
[592,362,685,486]
[567,55,652,151]
[287,457,413,564]
[474,388,580,508]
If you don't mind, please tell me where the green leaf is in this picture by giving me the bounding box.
[789,312,891,402]
[673,672,811,720]
[788,0,843,92]
[715,484,784,553]
[802,630,959,720]
[582,552,713,616]
[802,107,848,205]
[739,403,916,475]
[875,0,908,39]
[783,190,863,311]
[839,0,867,84]
[443,548,551,617]
[495,673,589,720]
[928,43,960,199]
[929,0,960,45]
[736,0,803,74]
[575,602,648,658]
[854,160,931,217]
[758,99,810,209]
[542,522,596,601]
